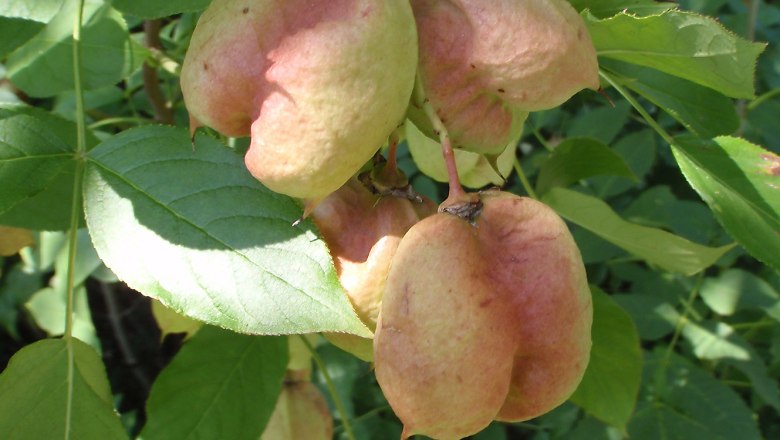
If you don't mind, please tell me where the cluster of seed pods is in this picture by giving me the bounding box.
[181,1,598,438]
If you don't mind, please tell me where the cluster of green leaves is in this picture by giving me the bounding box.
[0,0,778,439]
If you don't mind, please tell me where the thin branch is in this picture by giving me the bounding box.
[143,20,174,124]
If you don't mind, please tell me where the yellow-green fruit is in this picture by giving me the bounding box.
[374,191,592,439]
[180,0,418,201]
[408,0,598,155]
[312,178,435,361]
[405,118,522,188]
[261,381,332,440]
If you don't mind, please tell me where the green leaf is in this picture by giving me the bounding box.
[0,0,64,56]
[111,0,211,19]
[142,327,287,440]
[0,17,43,57]
[587,10,766,98]
[0,338,127,439]
[0,0,65,22]
[0,105,99,230]
[629,350,762,440]
[0,262,42,338]
[566,101,631,145]
[653,307,780,410]
[622,186,722,246]
[656,305,750,361]
[700,269,780,321]
[406,119,517,189]
[567,416,623,440]
[25,229,102,348]
[7,0,144,97]
[570,287,642,430]
[569,0,675,17]
[84,126,370,337]
[588,129,657,198]
[0,114,75,228]
[543,187,734,275]
[536,137,636,196]
[612,293,675,340]
[603,59,740,138]
[673,136,780,271]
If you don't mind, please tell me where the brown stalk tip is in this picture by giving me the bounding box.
[440,197,483,225]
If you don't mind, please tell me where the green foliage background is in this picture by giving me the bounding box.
[1,0,779,439]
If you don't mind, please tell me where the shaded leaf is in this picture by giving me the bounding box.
[566,101,631,145]
[0,114,74,229]
[84,126,370,337]
[653,307,780,410]
[570,287,642,429]
[622,186,721,245]
[612,294,675,341]
[0,338,127,439]
[673,136,780,270]
[543,187,734,275]
[629,350,762,440]
[0,17,43,57]
[603,59,740,138]
[536,137,636,195]
[0,262,42,338]
[588,129,657,198]
[0,105,99,230]
[587,10,766,98]
[142,327,287,440]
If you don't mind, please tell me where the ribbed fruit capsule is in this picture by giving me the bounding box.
[374,191,592,439]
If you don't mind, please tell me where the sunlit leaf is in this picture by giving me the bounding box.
[673,136,780,271]
[543,187,734,275]
[587,10,766,98]
[700,269,780,321]
[7,0,144,97]
[84,126,370,337]
[569,0,675,17]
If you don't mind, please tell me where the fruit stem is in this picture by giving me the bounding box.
[385,128,401,177]
[299,335,357,440]
[413,74,471,208]
[513,158,538,199]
